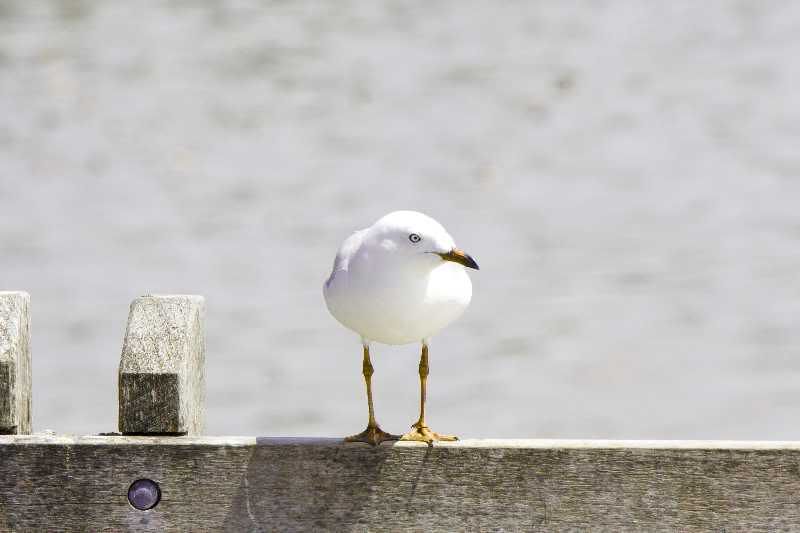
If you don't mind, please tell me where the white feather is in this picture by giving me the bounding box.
[324,211,473,345]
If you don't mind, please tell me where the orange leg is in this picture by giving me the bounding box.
[400,343,458,445]
[344,344,400,445]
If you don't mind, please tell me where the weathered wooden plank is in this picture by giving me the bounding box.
[118,295,205,435]
[0,291,31,435]
[2,437,800,531]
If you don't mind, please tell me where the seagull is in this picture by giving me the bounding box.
[323,210,479,445]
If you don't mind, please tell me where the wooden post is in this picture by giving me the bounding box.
[118,295,205,435]
[0,292,32,435]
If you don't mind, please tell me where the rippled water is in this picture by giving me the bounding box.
[1,2,799,439]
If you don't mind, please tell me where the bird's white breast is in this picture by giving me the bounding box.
[324,254,472,345]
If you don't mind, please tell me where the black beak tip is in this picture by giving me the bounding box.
[466,255,480,270]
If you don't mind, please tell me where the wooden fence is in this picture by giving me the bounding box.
[1,291,798,531]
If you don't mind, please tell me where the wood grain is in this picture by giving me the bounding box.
[0,292,31,435]
[118,295,205,435]
[2,436,800,531]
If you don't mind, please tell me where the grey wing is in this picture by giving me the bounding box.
[324,229,367,288]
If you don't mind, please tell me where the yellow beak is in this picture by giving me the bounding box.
[438,248,479,270]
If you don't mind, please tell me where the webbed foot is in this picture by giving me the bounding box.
[345,425,401,446]
[400,422,458,446]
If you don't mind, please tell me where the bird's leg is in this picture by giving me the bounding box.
[401,343,458,445]
[345,344,400,445]
[415,343,429,427]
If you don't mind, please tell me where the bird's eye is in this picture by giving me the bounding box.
[408,233,422,244]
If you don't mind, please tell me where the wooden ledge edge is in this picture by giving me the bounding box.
[3,435,800,450]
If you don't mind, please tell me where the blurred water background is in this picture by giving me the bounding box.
[1,1,799,439]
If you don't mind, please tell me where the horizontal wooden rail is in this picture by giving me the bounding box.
[2,436,800,531]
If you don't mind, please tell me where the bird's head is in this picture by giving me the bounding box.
[367,210,479,271]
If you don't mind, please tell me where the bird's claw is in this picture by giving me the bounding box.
[400,422,458,446]
[344,425,401,446]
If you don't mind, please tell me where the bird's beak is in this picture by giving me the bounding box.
[438,248,479,270]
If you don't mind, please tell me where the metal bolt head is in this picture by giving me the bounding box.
[128,479,161,510]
